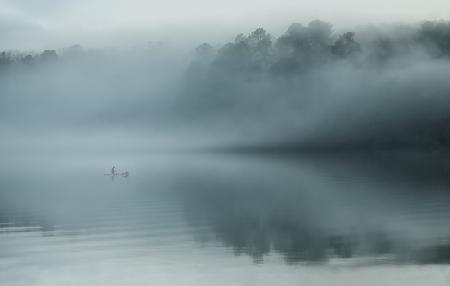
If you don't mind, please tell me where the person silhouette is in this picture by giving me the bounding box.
[111,166,116,175]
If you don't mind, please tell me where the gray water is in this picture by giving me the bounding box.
[2,150,450,285]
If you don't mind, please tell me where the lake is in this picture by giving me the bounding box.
[2,150,450,285]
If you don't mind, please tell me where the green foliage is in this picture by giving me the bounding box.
[213,27,273,74]
[272,21,334,74]
[0,51,13,67]
[195,43,214,57]
[0,51,37,69]
[418,21,450,56]
[332,32,361,58]
[40,50,57,61]
[369,37,395,63]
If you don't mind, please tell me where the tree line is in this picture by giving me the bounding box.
[191,20,450,77]
[2,20,450,71]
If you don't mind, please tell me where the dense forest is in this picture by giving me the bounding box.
[2,20,450,69]
[187,20,450,149]
[2,20,450,149]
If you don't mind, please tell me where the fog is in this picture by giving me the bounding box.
[4,16,450,285]
[1,20,450,150]
[2,0,450,50]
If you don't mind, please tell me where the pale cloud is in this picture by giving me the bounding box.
[0,0,450,49]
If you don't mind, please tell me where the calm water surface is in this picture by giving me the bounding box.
[2,151,450,285]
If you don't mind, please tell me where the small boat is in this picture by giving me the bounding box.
[104,166,129,179]
[104,172,129,177]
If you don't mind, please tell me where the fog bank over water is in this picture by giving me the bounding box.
[4,12,450,285]
[2,20,450,149]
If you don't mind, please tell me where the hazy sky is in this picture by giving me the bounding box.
[1,0,450,50]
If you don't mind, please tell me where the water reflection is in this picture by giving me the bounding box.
[1,150,450,273]
[173,151,450,264]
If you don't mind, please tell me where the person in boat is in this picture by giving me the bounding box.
[111,166,116,175]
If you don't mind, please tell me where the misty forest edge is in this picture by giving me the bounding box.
[2,20,450,151]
